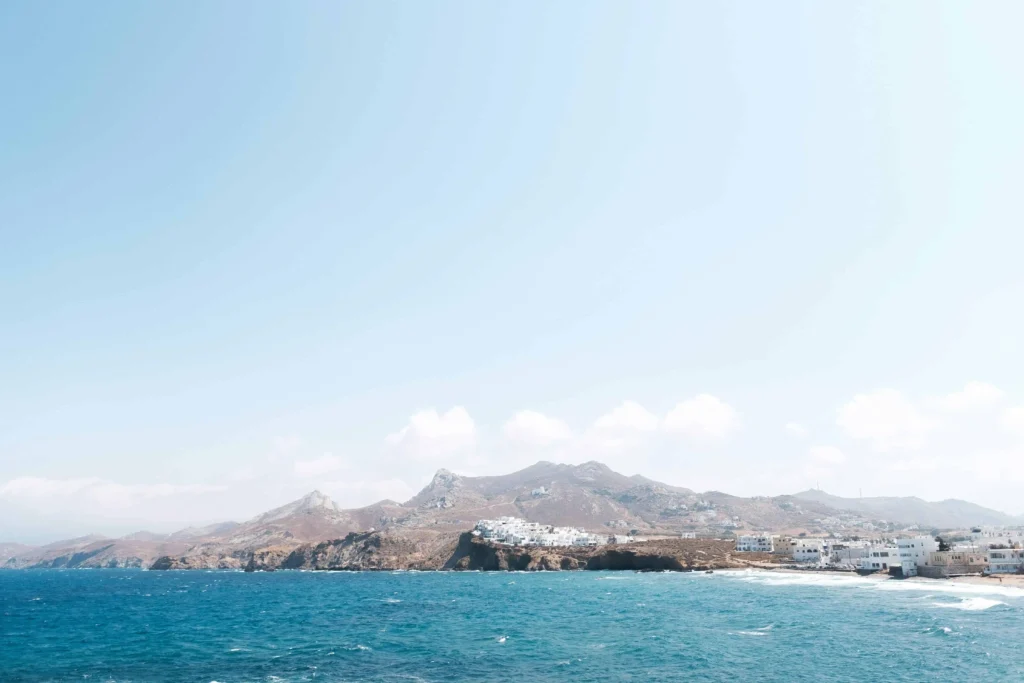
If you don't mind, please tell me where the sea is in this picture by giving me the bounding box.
[2,569,1023,682]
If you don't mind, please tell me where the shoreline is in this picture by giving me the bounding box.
[730,564,1024,587]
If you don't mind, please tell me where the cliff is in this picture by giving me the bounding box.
[444,535,773,572]
[180,530,777,573]
[150,554,244,570]
[241,530,462,572]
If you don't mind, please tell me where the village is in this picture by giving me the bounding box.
[474,517,1024,579]
[733,526,1024,577]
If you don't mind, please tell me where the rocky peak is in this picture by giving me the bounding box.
[296,490,338,512]
[251,490,342,524]
[429,469,461,489]
[404,469,465,509]
[575,461,613,480]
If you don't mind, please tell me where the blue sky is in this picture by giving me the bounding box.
[2,2,1023,542]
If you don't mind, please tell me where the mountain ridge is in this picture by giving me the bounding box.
[792,489,1023,529]
[4,461,1021,569]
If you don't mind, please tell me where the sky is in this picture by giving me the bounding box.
[2,1,1023,543]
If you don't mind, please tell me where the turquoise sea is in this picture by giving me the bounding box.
[2,569,1023,682]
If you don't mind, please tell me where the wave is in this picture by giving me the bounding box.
[931,598,1006,611]
[730,631,770,637]
[719,569,1024,601]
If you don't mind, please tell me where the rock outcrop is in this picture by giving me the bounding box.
[235,530,463,572]
[150,554,243,570]
[442,532,585,571]
[191,531,776,573]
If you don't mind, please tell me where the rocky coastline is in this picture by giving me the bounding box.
[149,532,777,573]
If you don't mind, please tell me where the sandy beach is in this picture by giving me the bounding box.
[945,574,1024,588]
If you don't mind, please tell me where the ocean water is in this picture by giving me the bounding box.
[2,569,1023,682]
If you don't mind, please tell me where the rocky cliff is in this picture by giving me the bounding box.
[444,535,774,572]
[170,530,777,573]
[240,530,462,572]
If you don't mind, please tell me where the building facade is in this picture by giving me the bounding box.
[918,550,988,578]
[792,539,827,564]
[897,536,939,577]
[986,548,1024,574]
[859,546,898,572]
[735,535,775,552]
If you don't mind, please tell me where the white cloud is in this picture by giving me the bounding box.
[931,381,1004,412]
[887,457,940,473]
[593,401,660,432]
[0,477,225,509]
[385,407,476,457]
[293,453,347,477]
[502,410,572,446]
[808,445,846,464]
[1002,405,1024,437]
[785,422,809,438]
[837,389,935,451]
[663,394,739,439]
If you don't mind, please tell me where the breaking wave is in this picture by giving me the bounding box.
[931,597,1006,611]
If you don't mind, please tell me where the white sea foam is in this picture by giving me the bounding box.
[719,569,1024,601]
[931,598,1005,611]
[731,630,770,637]
[381,598,402,603]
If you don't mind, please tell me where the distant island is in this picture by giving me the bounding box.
[3,461,1022,574]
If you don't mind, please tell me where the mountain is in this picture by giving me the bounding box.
[6,461,1020,570]
[2,491,408,570]
[1,542,36,563]
[793,490,1022,530]
[0,534,193,569]
[392,461,873,535]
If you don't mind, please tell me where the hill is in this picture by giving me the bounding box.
[6,461,1021,570]
[792,490,1023,530]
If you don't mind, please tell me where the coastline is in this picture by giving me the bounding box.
[728,563,1024,588]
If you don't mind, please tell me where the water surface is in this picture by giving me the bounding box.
[2,569,1022,681]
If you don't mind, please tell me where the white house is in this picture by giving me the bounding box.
[986,548,1024,575]
[897,536,938,577]
[792,539,827,564]
[736,535,775,552]
[859,545,898,572]
[829,541,871,566]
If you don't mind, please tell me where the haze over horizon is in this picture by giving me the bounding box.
[3,2,1024,543]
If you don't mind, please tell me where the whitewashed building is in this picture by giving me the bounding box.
[792,539,827,564]
[986,548,1024,575]
[735,535,775,552]
[829,541,871,566]
[897,536,938,577]
[474,517,606,547]
[859,545,898,572]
